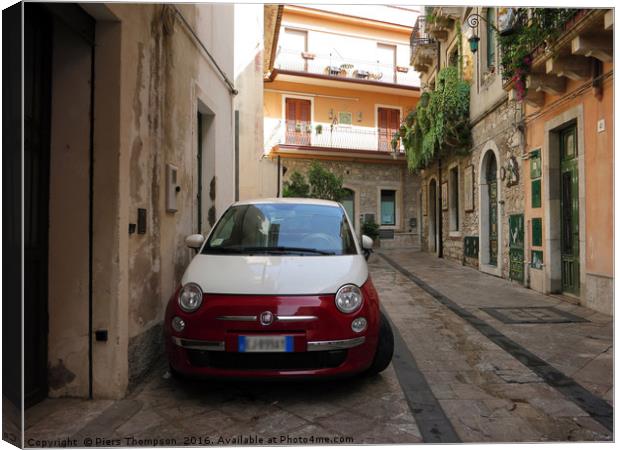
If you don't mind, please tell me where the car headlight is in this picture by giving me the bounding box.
[335,284,363,313]
[178,283,203,312]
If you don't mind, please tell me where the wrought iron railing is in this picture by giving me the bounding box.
[410,16,436,63]
[274,48,418,87]
[266,120,404,153]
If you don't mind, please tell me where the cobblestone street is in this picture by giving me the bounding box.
[25,250,613,445]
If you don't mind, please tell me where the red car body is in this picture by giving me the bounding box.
[164,278,381,378]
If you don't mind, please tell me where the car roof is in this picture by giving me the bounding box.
[232,198,342,208]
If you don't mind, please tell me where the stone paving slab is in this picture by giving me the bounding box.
[372,250,612,442]
[22,249,612,445]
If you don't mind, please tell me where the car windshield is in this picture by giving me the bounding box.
[202,203,358,256]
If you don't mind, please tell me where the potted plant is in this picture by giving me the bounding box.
[295,122,301,132]
[315,124,323,135]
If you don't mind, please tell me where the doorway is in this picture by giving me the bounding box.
[560,125,580,295]
[487,153,498,266]
[285,98,311,145]
[341,188,356,233]
[24,3,95,405]
[428,179,437,253]
[377,107,400,151]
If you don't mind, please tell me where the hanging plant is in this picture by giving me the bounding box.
[392,66,471,171]
[498,8,579,99]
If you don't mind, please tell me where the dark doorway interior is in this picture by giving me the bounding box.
[24,3,53,408]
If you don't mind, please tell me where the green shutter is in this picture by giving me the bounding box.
[532,218,542,247]
[532,179,541,208]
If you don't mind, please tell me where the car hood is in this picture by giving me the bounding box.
[181,254,369,295]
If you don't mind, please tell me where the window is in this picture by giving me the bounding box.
[203,203,357,256]
[449,166,460,231]
[486,8,496,70]
[380,190,396,226]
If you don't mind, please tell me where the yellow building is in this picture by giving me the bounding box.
[264,5,422,247]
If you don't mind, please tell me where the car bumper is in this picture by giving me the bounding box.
[164,283,381,378]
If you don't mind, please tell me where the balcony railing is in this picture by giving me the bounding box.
[409,16,437,71]
[266,120,404,153]
[274,48,419,87]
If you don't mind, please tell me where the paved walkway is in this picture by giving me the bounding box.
[24,249,612,445]
[372,249,612,441]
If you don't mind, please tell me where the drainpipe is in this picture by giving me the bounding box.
[437,156,443,258]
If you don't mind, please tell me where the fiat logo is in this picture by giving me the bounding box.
[260,311,274,326]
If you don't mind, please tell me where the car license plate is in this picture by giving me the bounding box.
[238,336,293,353]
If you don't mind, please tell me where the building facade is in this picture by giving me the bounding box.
[518,9,614,314]
[21,2,278,405]
[410,7,613,314]
[264,5,422,248]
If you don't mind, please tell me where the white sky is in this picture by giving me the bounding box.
[295,4,422,27]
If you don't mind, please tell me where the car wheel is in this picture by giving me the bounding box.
[168,364,185,380]
[365,312,394,376]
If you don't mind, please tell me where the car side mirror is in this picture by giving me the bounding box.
[361,235,374,261]
[185,234,205,249]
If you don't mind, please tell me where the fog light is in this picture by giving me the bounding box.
[171,316,185,332]
[351,317,367,333]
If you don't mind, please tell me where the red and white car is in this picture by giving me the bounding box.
[165,198,394,379]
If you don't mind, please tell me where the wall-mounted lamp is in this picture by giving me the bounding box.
[356,112,363,122]
[328,108,334,120]
[466,14,485,54]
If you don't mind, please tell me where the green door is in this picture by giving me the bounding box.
[560,125,579,295]
[509,214,524,282]
[487,155,498,266]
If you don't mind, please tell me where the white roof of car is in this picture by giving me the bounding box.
[233,197,341,207]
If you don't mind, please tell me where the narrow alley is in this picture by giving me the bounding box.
[24,249,612,445]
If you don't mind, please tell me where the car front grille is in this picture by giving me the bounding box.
[187,349,348,371]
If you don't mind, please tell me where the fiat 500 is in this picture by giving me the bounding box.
[165,198,394,379]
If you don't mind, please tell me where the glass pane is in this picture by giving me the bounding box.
[381,190,396,225]
[204,203,357,255]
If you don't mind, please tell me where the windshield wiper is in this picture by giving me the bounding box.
[237,246,336,255]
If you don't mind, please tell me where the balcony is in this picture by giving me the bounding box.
[265,119,405,155]
[410,16,437,74]
[273,48,419,88]
[501,9,612,108]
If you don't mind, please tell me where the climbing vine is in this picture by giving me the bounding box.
[498,8,579,99]
[392,66,471,171]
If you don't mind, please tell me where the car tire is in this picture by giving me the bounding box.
[365,312,394,376]
[168,364,185,380]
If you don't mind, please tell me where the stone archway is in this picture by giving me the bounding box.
[478,144,502,276]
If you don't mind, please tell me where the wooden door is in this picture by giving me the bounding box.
[24,3,53,407]
[487,154,498,266]
[377,43,397,83]
[378,107,400,151]
[285,98,311,146]
[560,125,579,295]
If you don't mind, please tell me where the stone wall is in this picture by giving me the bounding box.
[281,157,421,245]
[419,99,526,280]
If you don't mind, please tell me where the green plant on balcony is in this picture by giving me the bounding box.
[392,66,471,171]
[498,8,579,99]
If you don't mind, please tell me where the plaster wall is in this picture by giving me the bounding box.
[523,63,613,314]
[234,4,278,200]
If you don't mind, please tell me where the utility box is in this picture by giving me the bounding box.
[166,163,179,213]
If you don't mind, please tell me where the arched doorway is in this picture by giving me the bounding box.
[479,148,501,274]
[486,153,498,266]
[428,179,437,253]
[341,188,356,232]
